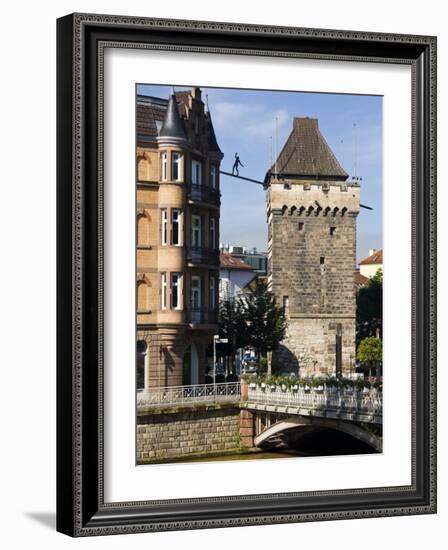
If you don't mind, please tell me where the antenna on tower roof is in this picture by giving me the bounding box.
[353,122,358,179]
[275,117,278,177]
[205,93,209,113]
[269,135,273,170]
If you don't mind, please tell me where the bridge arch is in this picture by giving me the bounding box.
[254,415,382,452]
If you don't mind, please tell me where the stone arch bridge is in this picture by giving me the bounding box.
[137,382,383,459]
[240,384,383,452]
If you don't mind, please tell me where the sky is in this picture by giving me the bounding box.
[137,84,382,262]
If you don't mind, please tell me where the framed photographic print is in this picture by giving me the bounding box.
[56,13,437,536]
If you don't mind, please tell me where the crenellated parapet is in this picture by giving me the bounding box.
[268,180,360,219]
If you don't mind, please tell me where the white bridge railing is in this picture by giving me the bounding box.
[137,382,241,408]
[247,385,382,416]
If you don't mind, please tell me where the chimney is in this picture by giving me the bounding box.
[369,248,376,257]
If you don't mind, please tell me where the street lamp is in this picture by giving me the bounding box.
[213,334,228,388]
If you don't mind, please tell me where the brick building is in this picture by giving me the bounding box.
[265,117,360,377]
[136,87,223,389]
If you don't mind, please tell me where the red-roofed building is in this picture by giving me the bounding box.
[219,252,255,301]
[355,272,370,289]
[359,249,383,279]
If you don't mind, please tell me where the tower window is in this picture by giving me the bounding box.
[192,215,202,247]
[329,226,336,236]
[210,165,217,188]
[161,272,167,309]
[171,209,181,246]
[320,256,325,265]
[161,209,168,246]
[171,152,182,182]
[209,217,216,249]
[161,152,168,181]
[171,272,182,310]
[298,222,304,231]
[192,160,202,185]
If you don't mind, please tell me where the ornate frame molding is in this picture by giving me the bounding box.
[56,13,436,536]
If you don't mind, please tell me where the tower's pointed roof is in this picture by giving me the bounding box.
[274,117,348,180]
[206,111,222,155]
[158,93,187,141]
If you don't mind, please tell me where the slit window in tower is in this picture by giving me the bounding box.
[320,256,325,265]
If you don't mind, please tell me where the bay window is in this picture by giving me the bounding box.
[171,152,182,182]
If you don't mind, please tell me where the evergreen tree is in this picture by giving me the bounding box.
[241,279,287,372]
[356,269,383,345]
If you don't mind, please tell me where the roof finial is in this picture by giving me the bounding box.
[205,93,210,113]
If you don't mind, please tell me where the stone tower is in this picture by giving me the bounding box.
[266,117,360,378]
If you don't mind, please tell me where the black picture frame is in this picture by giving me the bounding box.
[56,13,437,536]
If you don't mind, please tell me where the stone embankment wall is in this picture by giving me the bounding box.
[137,404,254,463]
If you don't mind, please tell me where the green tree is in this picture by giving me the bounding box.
[356,336,382,378]
[356,269,383,345]
[241,279,287,374]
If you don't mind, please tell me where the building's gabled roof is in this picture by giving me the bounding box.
[355,272,370,287]
[158,93,187,141]
[359,249,383,265]
[272,117,348,180]
[220,252,253,271]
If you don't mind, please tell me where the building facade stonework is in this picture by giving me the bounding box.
[136,87,223,389]
[266,117,360,377]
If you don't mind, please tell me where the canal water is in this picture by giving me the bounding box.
[181,429,379,463]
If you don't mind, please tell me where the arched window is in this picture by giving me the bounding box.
[137,212,150,246]
[137,280,150,311]
[136,340,148,391]
[137,155,150,181]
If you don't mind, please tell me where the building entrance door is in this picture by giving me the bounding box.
[183,343,199,386]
